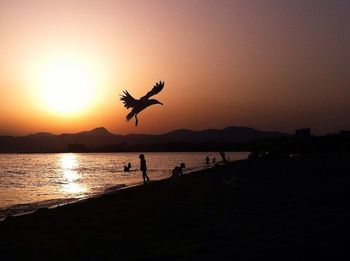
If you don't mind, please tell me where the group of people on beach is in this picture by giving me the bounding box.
[122,154,150,183]
[124,154,186,184]
[132,152,231,184]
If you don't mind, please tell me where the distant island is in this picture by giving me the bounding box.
[0,126,349,153]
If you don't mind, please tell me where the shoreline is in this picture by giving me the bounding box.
[1,154,348,259]
[0,162,230,221]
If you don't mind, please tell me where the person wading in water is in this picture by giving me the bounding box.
[139,154,150,183]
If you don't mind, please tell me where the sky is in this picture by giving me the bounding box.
[0,0,349,136]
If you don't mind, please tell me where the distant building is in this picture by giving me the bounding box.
[295,128,311,138]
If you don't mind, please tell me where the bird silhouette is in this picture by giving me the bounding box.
[120,81,164,126]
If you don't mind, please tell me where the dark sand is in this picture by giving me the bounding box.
[1,154,349,260]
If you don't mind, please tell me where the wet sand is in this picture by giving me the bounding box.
[0,154,349,260]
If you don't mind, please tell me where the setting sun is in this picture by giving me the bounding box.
[38,56,97,115]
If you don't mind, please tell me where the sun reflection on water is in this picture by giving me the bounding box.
[59,154,87,195]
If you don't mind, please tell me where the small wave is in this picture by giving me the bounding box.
[54,181,69,185]
[104,184,127,193]
[5,170,26,175]
[0,197,81,220]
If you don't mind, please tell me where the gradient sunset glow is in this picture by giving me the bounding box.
[0,0,349,135]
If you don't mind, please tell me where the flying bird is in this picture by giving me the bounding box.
[120,81,164,126]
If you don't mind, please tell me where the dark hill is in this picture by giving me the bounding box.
[0,126,289,153]
[161,126,286,143]
[75,127,114,136]
[27,132,54,138]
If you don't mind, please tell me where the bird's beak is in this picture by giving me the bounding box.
[159,102,164,105]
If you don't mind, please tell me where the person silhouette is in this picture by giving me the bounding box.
[171,163,185,179]
[123,162,131,172]
[206,156,210,164]
[139,154,150,183]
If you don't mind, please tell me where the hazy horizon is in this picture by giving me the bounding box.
[1,124,290,137]
[1,0,349,136]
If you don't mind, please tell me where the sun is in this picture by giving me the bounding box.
[37,55,97,115]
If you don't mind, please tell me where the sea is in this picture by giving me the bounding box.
[0,152,249,219]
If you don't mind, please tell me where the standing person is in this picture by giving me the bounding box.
[205,156,210,165]
[139,154,150,183]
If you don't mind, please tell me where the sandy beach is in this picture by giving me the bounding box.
[1,154,349,260]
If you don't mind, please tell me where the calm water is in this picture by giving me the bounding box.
[0,152,249,218]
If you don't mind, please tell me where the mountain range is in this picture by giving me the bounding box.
[0,126,289,153]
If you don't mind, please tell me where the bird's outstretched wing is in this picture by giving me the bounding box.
[120,91,137,109]
[142,81,164,100]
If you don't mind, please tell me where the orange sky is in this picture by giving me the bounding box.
[0,0,349,136]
